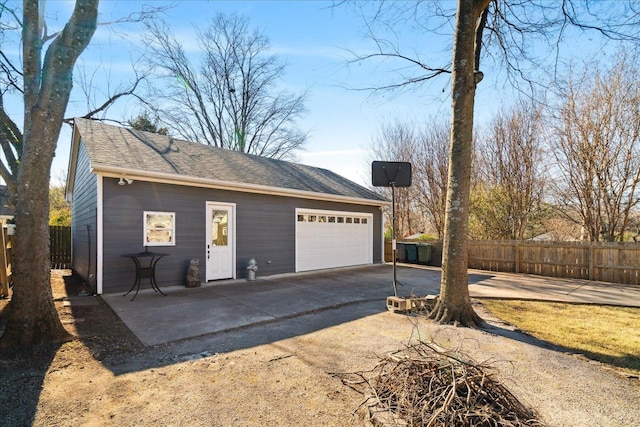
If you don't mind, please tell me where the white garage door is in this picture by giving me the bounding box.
[295,208,373,272]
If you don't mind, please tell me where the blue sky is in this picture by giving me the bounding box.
[5,1,623,186]
[36,0,461,186]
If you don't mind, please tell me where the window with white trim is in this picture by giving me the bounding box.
[144,211,176,246]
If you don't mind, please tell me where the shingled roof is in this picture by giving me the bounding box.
[70,118,386,205]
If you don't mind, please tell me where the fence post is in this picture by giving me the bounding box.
[0,226,9,297]
[588,241,594,281]
[514,241,520,274]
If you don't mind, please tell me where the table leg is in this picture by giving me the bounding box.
[123,257,144,300]
[150,256,168,296]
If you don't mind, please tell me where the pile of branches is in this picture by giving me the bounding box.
[335,342,545,426]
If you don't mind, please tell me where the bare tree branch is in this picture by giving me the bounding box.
[64,68,149,124]
[144,13,308,159]
[0,92,20,190]
[551,52,640,242]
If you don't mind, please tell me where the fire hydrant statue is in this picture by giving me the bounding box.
[247,258,258,281]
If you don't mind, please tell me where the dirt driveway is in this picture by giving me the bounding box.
[1,270,639,426]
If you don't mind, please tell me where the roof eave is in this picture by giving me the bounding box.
[65,123,83,202]
[93,164,390,207]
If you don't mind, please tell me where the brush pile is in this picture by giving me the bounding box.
[336,342,545,426]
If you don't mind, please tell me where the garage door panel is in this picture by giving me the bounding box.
[296,210,373,272]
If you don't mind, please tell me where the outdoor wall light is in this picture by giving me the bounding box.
[118,177,134,186]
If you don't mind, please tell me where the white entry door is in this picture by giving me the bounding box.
[206,203,235,281]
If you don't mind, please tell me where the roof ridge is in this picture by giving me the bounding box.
[72,118,386,203]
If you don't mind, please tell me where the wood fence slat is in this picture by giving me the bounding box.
[49,225,71,269]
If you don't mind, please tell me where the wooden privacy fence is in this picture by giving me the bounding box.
[50,225,71,269]
[1,225,70,296]
[0,225,12,297]
[467,240,640,286]
[385,239,640,286]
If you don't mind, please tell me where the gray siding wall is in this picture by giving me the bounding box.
[102,179,382,294]
[71,142,98,286]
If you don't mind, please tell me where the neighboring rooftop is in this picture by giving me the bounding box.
[72,118,386,204]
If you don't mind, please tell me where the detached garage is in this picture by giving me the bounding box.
[66,119,389,294]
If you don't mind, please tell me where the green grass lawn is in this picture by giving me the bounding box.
[481,300,640,375]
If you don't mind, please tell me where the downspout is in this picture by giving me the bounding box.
[86,224,95,294]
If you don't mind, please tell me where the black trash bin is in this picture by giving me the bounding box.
[395,242,407,262]
[417,243,433,265]
[405,243,418,263]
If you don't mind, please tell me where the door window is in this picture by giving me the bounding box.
[211,210,228,246]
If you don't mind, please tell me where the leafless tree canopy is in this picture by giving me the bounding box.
[143,13,308,160]
[414,121,450,239]
[370,119,451,240]
[472,100,546,240]
[349,1,640,240]
[377,61,640,244]
[551,52,640,242]
[370,121,418,238]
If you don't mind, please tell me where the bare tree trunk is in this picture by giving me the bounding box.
[4,114,70,345]
[430,0,488,327]
[0,0,98,347]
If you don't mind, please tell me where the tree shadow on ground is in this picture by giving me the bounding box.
[0,327,61,426]
[0,271,146,425]
[60,271,145,360]
[468,272,496,283]
[106,298,389,376]
[8,270,395,378]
